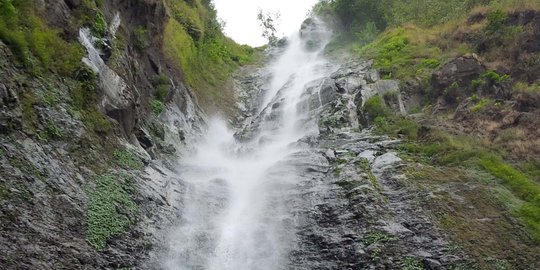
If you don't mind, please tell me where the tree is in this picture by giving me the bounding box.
[257,9,281,44]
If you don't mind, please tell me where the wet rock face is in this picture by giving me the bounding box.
[0,2,204,269]
[230,57,468,269]
[287,129,468,270]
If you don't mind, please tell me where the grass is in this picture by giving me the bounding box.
[396,124,540,242]
[86,173,137,250]
[513,82,540,94]
[0,0,84,75]
[479,156,540,241]
[162,0,256,111]
[355,25,469,81]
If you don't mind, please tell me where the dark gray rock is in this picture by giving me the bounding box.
[431,55,486,102]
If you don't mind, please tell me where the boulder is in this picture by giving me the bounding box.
[431,55,486,93]
[372,152,402,172]
[370,80,400,96]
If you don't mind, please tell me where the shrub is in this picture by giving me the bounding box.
[363,95,390,121]
[86,174,137,250]
[482,70,510,84]
[134,26,149,50]
[44,120,64,140]
[91,12,107,38]
[152,74,170,101]
[485,9,507,34]
[150,99,165,116]
[401,257,423,270]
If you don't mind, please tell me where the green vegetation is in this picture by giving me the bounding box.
[393,123,540,241]
[0,1,112,141]
[0,184,8,200]
[481,70,510,84]
[363,231,396,245]
[364,96,419,140]
[363,95,390,121]
[134,26,149,50]
[162,0,256,110]
[315,0,540,266]
[37,120,64,142]
[91,12,107,38]
[400,257,424,270]
[72,65,113,134]
[354,25,464,80]
[86,173,137,250]
[150,99,165,115]
[113,149,143,170]
[0,0,84,74]
[316,0,540,82]
[513,82,540,94]
[153,73,170,101]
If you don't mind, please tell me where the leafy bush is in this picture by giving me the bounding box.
[363,95,390,121]
[43,120,64,140]
[86,174,137,250]
[91,12,107,38]
[400,257,424,270]
[363,231,396,245]
[150,99,165,115]
[482,70,510,84]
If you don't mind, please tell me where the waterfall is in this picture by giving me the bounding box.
[162,19,336,270]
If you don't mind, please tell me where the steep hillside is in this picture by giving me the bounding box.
[315,0,540,268]
[0,0,255,268]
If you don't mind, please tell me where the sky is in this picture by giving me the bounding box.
[213,0,319,46]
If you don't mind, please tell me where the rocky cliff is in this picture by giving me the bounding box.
[0,0,252,268]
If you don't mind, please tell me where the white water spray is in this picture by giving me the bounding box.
[163,19,335,270]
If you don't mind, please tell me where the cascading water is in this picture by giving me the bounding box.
[162,19,336,270]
